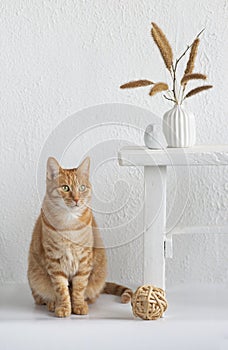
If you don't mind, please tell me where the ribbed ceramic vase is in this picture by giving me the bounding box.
[163,105,196,148]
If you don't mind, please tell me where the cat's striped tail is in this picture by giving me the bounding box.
[103,282,133,304]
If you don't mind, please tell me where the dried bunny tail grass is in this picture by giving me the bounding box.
[185,85,213,99]
[184,38,200,76]
[151,22,173,72]
[120,80,154,89]
[181,73,207,85]
[149,82,169,96]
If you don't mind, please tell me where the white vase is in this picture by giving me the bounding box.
[163,105,196,148]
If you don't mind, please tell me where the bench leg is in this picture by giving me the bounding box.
[143,166,167,289]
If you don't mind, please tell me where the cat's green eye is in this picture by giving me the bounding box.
[79,184,86,192]
[62,185,70,192]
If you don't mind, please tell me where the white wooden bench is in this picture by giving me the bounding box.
[118,145,228,288]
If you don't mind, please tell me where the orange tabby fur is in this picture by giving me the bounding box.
[28,157,132,317]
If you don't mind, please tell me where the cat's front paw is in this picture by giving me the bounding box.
[47,300,55,312]
[55,304,71,318]
[72,302,88,315]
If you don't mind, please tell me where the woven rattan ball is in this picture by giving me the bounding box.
[131,284,168,320]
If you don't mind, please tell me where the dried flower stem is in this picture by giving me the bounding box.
[149,82,168,96]
[120,80,154,89]
[183,85,213,100]
[120,25,212,106]
[169,29,204,104]
[171,63,178,103]
[181,73,207,85]
[184,39,200,76]
[163,94,176,103]
[151,22,173,72]
[179,29,204,103]
[176,29,204,69]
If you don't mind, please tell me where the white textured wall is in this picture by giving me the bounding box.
[0,0,227,287]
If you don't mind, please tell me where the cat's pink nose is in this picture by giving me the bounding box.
[73,197,79,204]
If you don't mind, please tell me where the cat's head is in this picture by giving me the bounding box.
[46,157,91,212]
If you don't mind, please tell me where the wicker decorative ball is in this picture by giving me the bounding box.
[131,284,168,320]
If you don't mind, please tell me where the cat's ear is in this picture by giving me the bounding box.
[77,157,90,177]
[46,157,60,180]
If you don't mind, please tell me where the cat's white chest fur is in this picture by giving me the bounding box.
[60,246,79,279]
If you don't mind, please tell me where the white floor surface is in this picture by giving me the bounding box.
[0,284,228,350]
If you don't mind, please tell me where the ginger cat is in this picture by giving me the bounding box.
[28,157,132,317]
